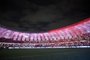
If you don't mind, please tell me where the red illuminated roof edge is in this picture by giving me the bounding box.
[48,18,90,33]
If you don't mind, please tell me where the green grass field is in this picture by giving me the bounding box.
[0,48,90,60]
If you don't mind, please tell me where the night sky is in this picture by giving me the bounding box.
[0,0,90,33]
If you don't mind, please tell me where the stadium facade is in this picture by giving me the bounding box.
[0,18,90,49]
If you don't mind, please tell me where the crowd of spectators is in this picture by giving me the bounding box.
[0,40,89,49]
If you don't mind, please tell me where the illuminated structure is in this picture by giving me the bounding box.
[0,18,90,49]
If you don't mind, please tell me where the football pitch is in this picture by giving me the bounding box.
[0,48,90,60]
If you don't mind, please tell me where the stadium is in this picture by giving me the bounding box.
[0,18,90,49]
[0,21,90,59]
[0,0,90,60]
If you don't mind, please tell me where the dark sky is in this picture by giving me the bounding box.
[0,0,90,33]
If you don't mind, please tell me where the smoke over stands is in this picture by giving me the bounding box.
[0,0,90,33]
